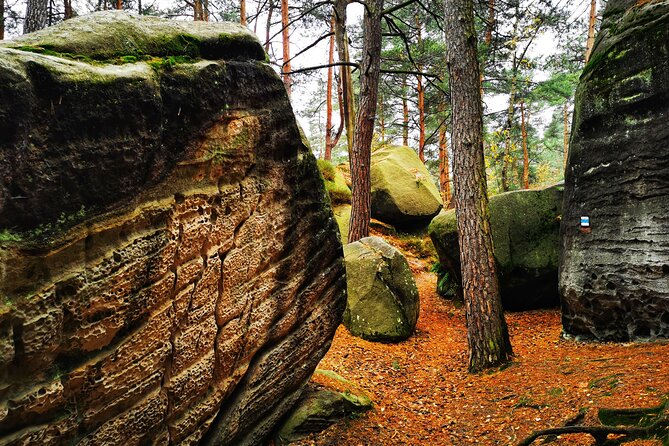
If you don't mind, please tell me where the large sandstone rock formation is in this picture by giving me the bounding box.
[560,0,669,340]
[429,184,563,311]
[371,145,442,229]
[0,12,346,445]
[343,236,419,342]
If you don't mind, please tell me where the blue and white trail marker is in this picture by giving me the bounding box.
[580,216,590,228]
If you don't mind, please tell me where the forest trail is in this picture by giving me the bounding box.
[294,234,669,446]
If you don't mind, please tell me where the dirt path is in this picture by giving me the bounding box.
[294,252,669,446]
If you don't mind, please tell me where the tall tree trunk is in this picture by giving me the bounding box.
[264,0,273,52]
[438,122,451,208]
[563,102,570,170]
[116,0,121,9]
[402,76,409,146]
[521,100,529,189]
[24,0,48,33]
[415,14,426,162]
[501,63,517,191]
[334,0,355,153]
[203,0,209,21]
[240,0,247,25]
[324,16,336,161]
[584,0,597,63]
[348,0,383,243]
[445,0,513,372]
[281,0,291,96]
[137,0,141,14]
[0,0,4,40]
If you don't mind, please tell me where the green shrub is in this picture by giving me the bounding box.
[317,159,336,181]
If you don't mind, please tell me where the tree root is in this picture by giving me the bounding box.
[517,398,669,446]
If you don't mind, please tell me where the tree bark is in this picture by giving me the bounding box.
[24,0,48,33]
[563,102,569,170]
[281,0,291,96]
[584,0,597,63]
[116,0,121,9]
[240,0,247,25]
[415,14,425,163]
[521,100,529,189]
[0,0,4,40]
[324,16,336,161]
[348,0,383,243]
[445,0,513,372]
[334,0,356,153]
[402,76,409,147]
[439,122,452,208]
[264,0,273,52]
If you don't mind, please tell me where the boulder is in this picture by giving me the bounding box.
[371,145,442,229]
[429,184,563,311]
[0,12,346,446]
[343,236,420,342]
[559,0,669,341]
[275,370,371,444]
[317,160,351,204]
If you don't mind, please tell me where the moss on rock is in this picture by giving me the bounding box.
[429,183,563,310]
[1,10,265,63]
[371,145,442,229]
[343,236,419,342]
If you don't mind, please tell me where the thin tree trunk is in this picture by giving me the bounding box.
[348,0,383,243]
[379,91,385,143]
[584,0,597,63]
[445,0,513,372]
[402,76,409,146]
[501,63,517,191]
[563,102,569,170]
[203,0,209,21]
[281,0,291,96]
[24,0,48,33]
[0,0,4,40]
[521,100,529,189]
[334,0,355,154]
[240,0,247,25]
[324,16,336,161]
[439,122,451,208]
[415,14,425,162]
[138,0,141,14]
[333,72,345,148]
[116,0,121,10]
[264,0,273,52]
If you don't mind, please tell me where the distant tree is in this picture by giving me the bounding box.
[445,0,513,372]
[1,0,5,39]
[23,0,47,32]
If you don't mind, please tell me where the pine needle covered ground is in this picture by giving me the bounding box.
[293,233,669,446]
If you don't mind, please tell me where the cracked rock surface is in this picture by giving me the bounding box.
[0,12,346,445]
[560,0,669,341]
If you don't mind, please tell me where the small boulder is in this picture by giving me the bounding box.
[343,236,420,342]
[318,159,351,204]
[371,145,442,229]
[429,183,563,311]
[275,370,371,444]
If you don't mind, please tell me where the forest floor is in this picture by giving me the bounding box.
[293,232,669,446]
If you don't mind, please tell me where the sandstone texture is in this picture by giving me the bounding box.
[559,0,669,340]
[429,184,563,311]
[371,145,442,229]
[0,11,346,445]
[343,236,419,342]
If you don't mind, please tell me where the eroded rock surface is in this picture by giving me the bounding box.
[0,11,346,445]
[559,0,669,340]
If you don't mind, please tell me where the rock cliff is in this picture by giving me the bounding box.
[560,0,669,340]
[0,11,346,445]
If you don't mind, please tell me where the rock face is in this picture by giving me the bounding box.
[371,145,442,229]
[0,12,346,446]
[343,236,419,342]
[429,184,563,311]
[559,0,669,340]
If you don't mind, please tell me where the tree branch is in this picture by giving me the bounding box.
[283,62,359,75]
